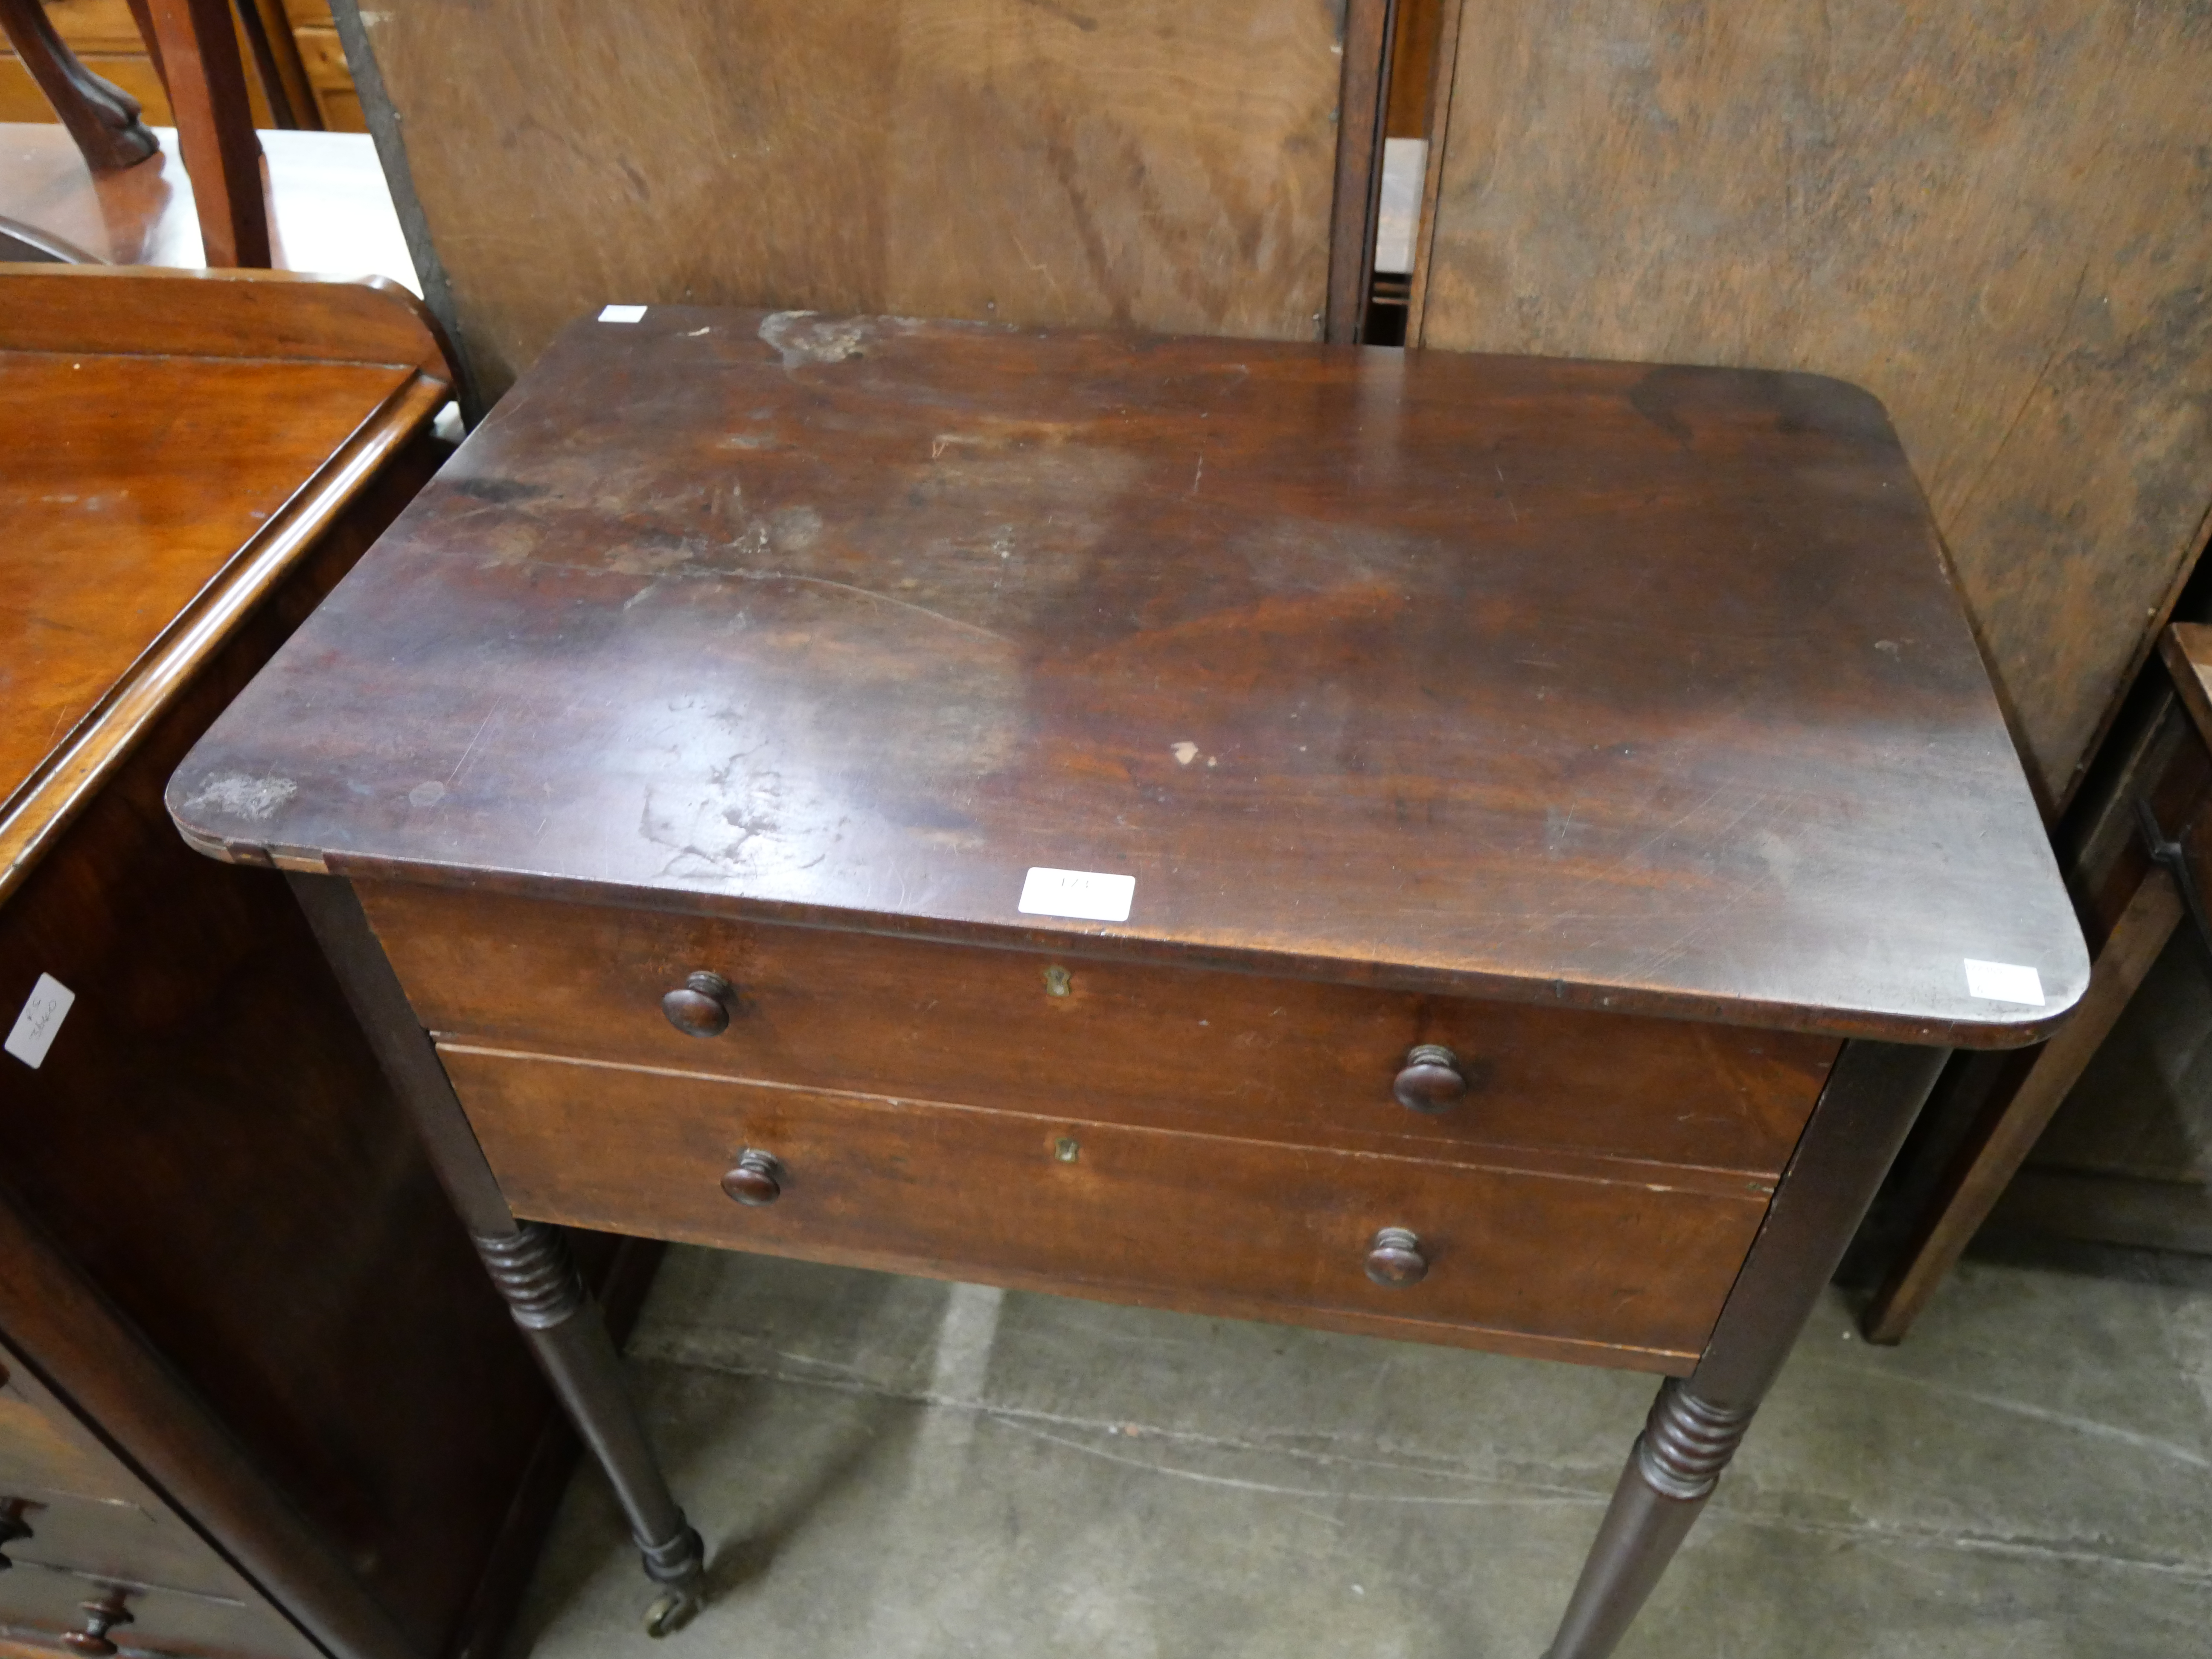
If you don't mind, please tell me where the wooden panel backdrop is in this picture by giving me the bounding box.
[343,0,1351,402]
[1413,0,2212,809]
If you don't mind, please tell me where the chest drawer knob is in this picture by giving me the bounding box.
[61,1592,132,1656]
[1365,1227,1429,1287]
[1393,1045,1467,1113]
[721,1149,786,1207]
[663,971,736,1038]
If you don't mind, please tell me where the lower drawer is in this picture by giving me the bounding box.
[0,1561,311,1659]
[442,1046,1772,1371]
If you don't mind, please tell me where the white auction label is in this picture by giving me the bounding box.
[1963,958,2045,1007]
[598,303,648,323]
[1018,867,1135,923]
[5,974,76,1069]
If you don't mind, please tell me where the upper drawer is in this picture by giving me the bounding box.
[361,882,1837,1177]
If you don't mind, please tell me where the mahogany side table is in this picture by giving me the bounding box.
[168,309,2088,1656]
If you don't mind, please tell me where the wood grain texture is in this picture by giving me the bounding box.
[0,266,449,908]
[346,0,1345,399]
[171,310,2085,1045]
[439,1045,1770,1371]
[358,882,1836,1179]
[1418,0,2212,809]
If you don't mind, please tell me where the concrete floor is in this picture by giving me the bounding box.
[505,1250,2212,1659]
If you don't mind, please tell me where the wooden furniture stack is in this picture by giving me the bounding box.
[169,306,2085,1655]
[0,266,634,1659]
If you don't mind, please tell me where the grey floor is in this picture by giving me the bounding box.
[504,1249,2212,1658]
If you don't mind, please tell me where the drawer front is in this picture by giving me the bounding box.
[0,1344,257,1606]
[0,1563,316,1659]
[0,1490,258,1612]
[367,883,1837,1177]
[442,1046,1770,1369]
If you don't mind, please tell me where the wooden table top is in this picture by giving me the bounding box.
[169,309,2086,1046]
[2,265,451,902]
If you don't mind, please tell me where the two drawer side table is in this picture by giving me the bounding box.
[168,310,2087,1656]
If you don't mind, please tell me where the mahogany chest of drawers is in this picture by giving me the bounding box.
[168,307,2087,1656]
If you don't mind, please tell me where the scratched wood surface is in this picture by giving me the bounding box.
[1416,0,2212,811]
[169,309,2085,1045]
[345,0,1345,400]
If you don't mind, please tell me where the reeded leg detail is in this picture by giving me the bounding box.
[475,1224,706,1636]
[1543,1380,1755,1659]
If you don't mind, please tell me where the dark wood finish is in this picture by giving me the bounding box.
[1546,1041,1947,1659]
[439,1044,1766,1370]
[1391,1043,1466,1115]
[171,310,2083,1045]
[171,310,2080,1654]
[354,883,1837,1180]
[1860,621,2212,1341]
[1862,873,2180,1340]
[719,1151,785,1208]
[142,0,266,266]
[1325,0,1394,343]
[0,0,154,170]
[285,874,707,1630]
[0,267,635,1659]
[0,1328,323,1659]
[661,970,734,1039]
[1415,0,2212,814]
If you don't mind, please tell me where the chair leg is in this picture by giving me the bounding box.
[144,0,271,266]
[0,0,159,172]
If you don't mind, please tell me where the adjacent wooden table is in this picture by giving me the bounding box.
[169,309,2088,1655]
[0,265,634,1659]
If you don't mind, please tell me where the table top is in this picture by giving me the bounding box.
[2,265,450,902]
[169,308,2086,1046]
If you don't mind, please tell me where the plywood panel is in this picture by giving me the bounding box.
[352,0,1345,400]
[1419,1,2212,807]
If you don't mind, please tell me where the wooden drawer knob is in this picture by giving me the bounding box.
[721,1149,785,1207]
[61,1593,131,1656]
[1365,1227,1428,1288]
[662,971,735,1038]
[1393,1045,1467,1114]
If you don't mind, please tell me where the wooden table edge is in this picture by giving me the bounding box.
[0,367,447,906]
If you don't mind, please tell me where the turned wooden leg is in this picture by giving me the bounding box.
[1543,1042,1949,1659]
[0,0,159,172]
[475,1222,706,1630]
[287,875,707,1635]
[1544,1381,1753,1659]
